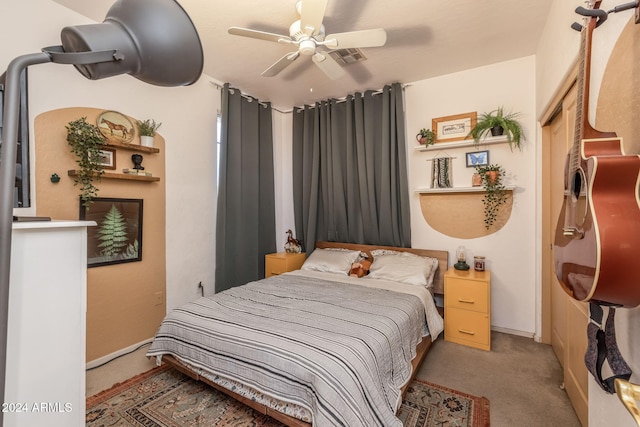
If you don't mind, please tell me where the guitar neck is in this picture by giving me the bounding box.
[570,0,616,170]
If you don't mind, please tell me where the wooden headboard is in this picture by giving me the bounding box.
[315,241,449,295]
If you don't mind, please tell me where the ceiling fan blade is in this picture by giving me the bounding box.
[312,52,345,80]
[228,27,291,44]
[262,52,300,77]
[324,29,387,49]
[299,0,328,36]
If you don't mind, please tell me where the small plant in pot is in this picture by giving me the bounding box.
[467,107,524,151]
[66,117,106,207]
[136,119,161,147]
[416,128,435,146]
[475,163,507,229]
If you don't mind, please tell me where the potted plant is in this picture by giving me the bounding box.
[416,128,435,146]
[475,163,507,229]
[136,119,161,147]
[467,107,524,151]
[66,117,106,207]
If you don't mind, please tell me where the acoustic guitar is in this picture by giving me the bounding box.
[553,0,640,308]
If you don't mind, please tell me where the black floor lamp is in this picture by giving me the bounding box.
[0,0,203,424]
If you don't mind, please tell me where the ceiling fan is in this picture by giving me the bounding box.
[227,0,387,80]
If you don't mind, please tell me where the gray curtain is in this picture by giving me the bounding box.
[292,82,411,250]
[215,84,276,292]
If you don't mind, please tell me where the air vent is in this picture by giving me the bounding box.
[328,48,367,66]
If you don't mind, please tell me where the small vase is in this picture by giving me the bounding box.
[472,173,482,187]
[140,135,154,147]
[485,171,500,184]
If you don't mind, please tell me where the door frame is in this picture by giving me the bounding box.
[539,60,578,344]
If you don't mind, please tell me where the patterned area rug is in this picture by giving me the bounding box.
[87,365,490,426]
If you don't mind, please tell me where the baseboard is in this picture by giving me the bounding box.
[491,325,535,339]
[86,338,154,370]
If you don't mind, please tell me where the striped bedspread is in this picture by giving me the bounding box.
[147,270,442,427]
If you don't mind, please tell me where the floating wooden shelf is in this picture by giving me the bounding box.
[414,135,510,152]
[415,185,516,194]
[67,170,160,182]
[416,186,515,238]
[102,140,160,154]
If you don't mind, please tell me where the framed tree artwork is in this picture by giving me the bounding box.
[79,197,143,267]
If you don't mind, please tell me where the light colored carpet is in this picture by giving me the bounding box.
[417,331,581,427]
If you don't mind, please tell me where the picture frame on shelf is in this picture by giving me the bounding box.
[466,150,489,167]
[432,112,477,143]
[79,197,143,268]
[95,147,116,170]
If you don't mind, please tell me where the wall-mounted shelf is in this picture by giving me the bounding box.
[414,135,510,152]
[102,140,160,154]
[415,185,516,194]
[416,186,515,238]
[67,170,160,182]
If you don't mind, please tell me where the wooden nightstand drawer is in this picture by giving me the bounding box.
[445,307,491,350]
[444,267,491,351]
[265,252,306,277]
[446,279,489,313]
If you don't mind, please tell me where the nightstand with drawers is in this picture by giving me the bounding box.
[265,252,306,277]
[444,267,491,351]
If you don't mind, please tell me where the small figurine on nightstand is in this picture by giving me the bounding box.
[284,229,302,253]
[454,245,470,270]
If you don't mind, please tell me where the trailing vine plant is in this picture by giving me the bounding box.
[66,117,106,207]
[475,164,508,229]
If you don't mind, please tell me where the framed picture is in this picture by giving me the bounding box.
[432,112,477,143]
[96,147,116,170]
[466,150,489,167]
[97,110,135,144]
[79,197,143,268]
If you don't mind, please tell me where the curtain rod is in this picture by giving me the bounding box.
[210,81,410,114]
[209,81,291,113]
[293,83,409,112]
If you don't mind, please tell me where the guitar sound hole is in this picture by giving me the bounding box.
[570,169,588,227]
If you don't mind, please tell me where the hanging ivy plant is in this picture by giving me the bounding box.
[475,164,508,229]
[66,117,106,207]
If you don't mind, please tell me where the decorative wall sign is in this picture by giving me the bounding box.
[432,112,477,143]
[80,197,143,267]
[97,110,135,144]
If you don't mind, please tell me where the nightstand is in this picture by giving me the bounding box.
[265,252,306,277]
[444,267,491,351]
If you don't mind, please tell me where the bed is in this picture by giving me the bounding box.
[147,241,448,427]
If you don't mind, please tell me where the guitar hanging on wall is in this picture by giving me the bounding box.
[554,0,640,309]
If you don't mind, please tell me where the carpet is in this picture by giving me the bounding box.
[87,365,490,427]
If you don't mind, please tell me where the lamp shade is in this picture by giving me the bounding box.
[60,0,204,86]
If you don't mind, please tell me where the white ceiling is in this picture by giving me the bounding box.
[52,0,554,109]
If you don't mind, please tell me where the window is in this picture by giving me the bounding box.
[216,113,221,187]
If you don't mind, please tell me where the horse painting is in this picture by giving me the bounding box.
[100,118,132,140]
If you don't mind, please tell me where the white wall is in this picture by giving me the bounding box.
[536,1,640,425]
[405,56,538,336]
[3,0,219,311]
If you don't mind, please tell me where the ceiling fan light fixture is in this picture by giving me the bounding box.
[227,0,384,79]
[299,40,316,55]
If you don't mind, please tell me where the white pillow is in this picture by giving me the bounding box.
[367,250,439,288]
[301,248,362,275]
